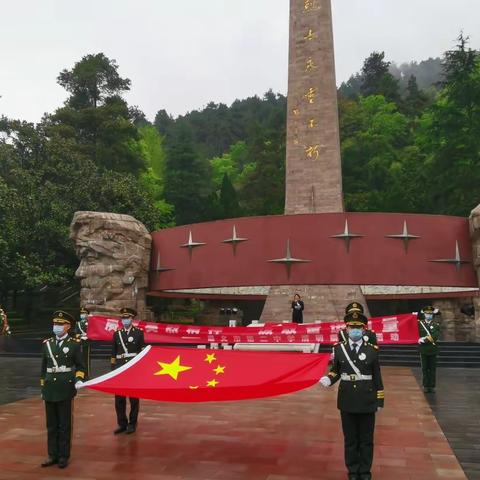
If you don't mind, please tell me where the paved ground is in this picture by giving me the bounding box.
[0,359,469,480]
[413,368,480,480]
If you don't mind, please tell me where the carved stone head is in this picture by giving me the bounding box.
[70,211,152,317]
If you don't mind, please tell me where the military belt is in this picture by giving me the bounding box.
[341,373,372,381]
[116,353,137,359]
[46,366,72,373]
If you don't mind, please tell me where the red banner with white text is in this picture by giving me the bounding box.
[87,313,419,345]
[83,346,331,402]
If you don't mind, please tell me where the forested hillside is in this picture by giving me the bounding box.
[1,36,479,293]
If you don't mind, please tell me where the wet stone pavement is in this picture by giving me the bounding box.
[413,368,480,480]
[0,357,477,479]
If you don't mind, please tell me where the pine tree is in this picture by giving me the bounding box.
[404,75,429,117]
[219,173,241,219]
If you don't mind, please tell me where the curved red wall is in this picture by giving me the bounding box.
[149,213,476,291]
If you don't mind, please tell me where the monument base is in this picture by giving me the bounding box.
[261,284,369,323]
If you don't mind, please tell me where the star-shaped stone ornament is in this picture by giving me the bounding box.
[331,219,363,253]
[152,252,175,273]
[222,225,248,255]
[430,241,470,271]
[180,230,206,260]
[268,239,311,279]
[385,220,420,253]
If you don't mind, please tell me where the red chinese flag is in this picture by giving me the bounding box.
[83,346,330,402]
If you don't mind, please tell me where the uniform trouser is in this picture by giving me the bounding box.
[340,411,376,476]
[420,353,437,388]
[115,396,140,427]
[45,399,73,460]
[81,342,91,378]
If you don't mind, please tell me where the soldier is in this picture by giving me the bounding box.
[111,307,145,434]
[417,305,441,393]
[40,311,86,469]
[75,307,91,377]
[320,311,384,480]
[338,302,377,346]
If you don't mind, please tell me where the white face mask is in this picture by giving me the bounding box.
[53,325,65,336]
[425,313,433,322]
[121,318,132,329]
[348,328,364,342]
[80,314,87,321]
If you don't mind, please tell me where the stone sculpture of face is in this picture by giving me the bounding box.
[70,213,149,312]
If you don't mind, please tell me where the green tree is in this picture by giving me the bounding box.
[154,109,173,136]
[417,35,480,215]
[209,141,250,190]
[0,117,173,299]
[218,173,241,219]
[46,53,145,174]
[240,111,286,216]
[404,75,430,117]
[164,123,211,225]
[360,52,401,104]
[341,95,411,211]
[139,124,166,185]
[57,53,130,109]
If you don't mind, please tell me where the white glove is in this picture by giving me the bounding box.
[377,406,383,413]
[418,337,426,344]
[319,376,331,387]
[75,381,84,390]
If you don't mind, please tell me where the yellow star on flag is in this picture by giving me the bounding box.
[154,356,192,380]
[205,353,216,364]
[213,365,225,375]
[207,379,219,388]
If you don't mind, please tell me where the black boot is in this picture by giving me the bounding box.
[41,457,57,467]
[58,457,69,469]
[114,426,127,435]
[126,424,136,434]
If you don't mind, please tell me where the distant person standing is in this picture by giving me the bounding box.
[291,294,304,324]
[417,306,441,393]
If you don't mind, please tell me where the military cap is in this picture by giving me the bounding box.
[345,302,364,315]
[120,307,137,318]
[52,310,74,325]
[344,311,368,326]
[421,305,438,314]
[80,306,90,315]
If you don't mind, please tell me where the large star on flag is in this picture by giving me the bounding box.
[154,355,192,380]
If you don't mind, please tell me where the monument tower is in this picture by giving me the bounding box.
[285,0,343,214]
[262,0,368,322]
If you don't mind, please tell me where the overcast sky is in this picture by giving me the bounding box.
[1,0,479,123]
